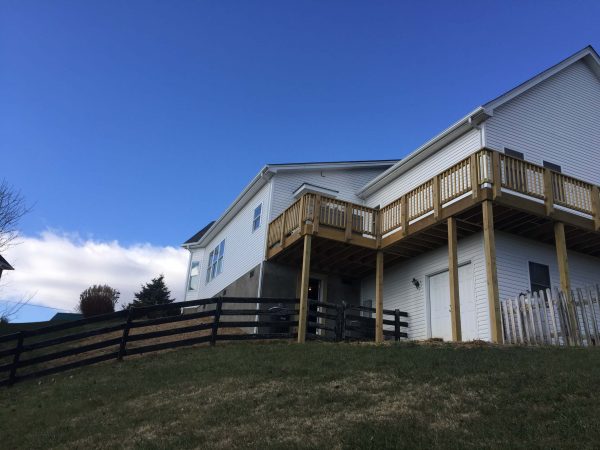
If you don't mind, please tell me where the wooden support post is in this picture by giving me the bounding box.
[544,168,555,216]
[344,202,352,241]
[279,210,287,247]
[470,153,480,200]
[592,186,600,231]
[297,235,312,343]
[554,221,577,343]
[433,175,441,220]
[482,200,502,343]
[448,217,462,342]
[492,151,502,199]
[313,195,321,235]
[375,250,384,344]
[401,194,408,237]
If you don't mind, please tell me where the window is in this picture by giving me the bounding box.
[529,262,551,294]
[504,148,524,160]
[252,204,262,231]
[206,240,225,283]
[188,261,200,291]
[543,161,562,173]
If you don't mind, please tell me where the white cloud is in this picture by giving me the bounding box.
[0,231,189,312]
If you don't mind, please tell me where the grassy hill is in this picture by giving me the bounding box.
[1,341,600,449]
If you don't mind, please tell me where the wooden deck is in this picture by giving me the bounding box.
[267,147,600,344]
[266,148,600,268]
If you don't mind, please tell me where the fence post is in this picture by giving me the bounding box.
[394,309,401,342]
[335,304,343,341]
[118,308,134,361]
[8,332,24,386]
[341,301,348,342]
[211,297,223,346]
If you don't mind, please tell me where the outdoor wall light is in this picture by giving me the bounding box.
[412,278,420,289]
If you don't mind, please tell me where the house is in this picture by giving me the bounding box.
[0,255,14,281]
[183,45,600,344]
[49,312,83,322]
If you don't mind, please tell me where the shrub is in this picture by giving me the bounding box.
[78,285,120,317]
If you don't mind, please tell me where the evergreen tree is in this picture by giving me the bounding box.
[127,275,174,309]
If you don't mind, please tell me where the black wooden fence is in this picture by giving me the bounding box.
[0,297,408,387]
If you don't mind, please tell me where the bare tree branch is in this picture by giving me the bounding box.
[0,292,36,324]
[0,179,31,252]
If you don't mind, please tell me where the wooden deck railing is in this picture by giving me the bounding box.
[267,148,600,251]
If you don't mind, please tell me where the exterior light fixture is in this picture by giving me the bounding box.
[412,278,420,289]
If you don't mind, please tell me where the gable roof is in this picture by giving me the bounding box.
[182,159,397,248]
[183,221,216,245]
[357,45,600,199]
[0,255,13,271]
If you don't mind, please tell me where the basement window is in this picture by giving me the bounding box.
[543,161,562,173]
[529,262,551,294]
[504,148,524,160]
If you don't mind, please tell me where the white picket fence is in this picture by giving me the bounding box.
[501,286,600,346]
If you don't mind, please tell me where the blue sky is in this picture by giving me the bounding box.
[1,0,600,321]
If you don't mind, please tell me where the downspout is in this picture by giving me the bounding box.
[255,175,274,332]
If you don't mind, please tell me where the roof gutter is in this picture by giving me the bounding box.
[357,107,490,199]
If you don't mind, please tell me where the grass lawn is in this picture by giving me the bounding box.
[1,341,600,449]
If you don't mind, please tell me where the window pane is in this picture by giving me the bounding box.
[504,148,524,160]
[206,251,214,282]
[190,261,199,277]
[529,262,550,293]
[189,275,198,291]
[205,240,226,282]
[189,261,200,290]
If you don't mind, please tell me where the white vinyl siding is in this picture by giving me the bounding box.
[496,232,600,302]
[269,168,385,220]
[485,59,600,186]
[364,128,483,208]
[360,232,490,341]
[189,182,272,299]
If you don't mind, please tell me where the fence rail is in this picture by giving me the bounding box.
[501,285,600,346]
[0,298,408,387]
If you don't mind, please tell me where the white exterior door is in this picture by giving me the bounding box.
[428,263,477,341]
